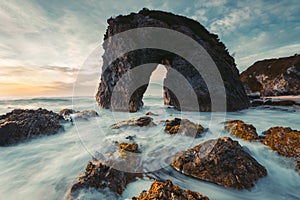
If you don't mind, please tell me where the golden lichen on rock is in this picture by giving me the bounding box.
[165,118,205,137]
[261,126,300,171]
[224,120,259,141]
[131,179,209,200]
[118,142,141,153]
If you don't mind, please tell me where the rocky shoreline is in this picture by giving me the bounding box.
[65,113,299,199]
[0,108,99,146]
[0,106,299,199]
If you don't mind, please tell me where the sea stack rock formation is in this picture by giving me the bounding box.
[240,54,300,96]
[96,8,250,112]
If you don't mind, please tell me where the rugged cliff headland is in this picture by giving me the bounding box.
[241,54,300,96]
[96,8,250,112]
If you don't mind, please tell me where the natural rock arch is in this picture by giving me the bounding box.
[96,9,250,112]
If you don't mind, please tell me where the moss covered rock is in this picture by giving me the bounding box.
[261,126,300,171]
[131,179,209,200]
[165,118,205,137]
[224,120,259,141]
[172,137,267,189]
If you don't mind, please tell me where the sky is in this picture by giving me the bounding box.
[0,0,299,97]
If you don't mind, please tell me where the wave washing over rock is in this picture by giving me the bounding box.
[0,96,300,199]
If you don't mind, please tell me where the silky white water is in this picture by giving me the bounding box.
[0,88,299,199]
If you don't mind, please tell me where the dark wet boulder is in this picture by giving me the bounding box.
[59,108,98,120]
[59,108,77,116]
[0,108,63,146]
[164,118,205,137]
[68,160,141,199]
[224,120,259,141]
[172,137,267,189]
[131,179,209,200]
[111,116,155,129]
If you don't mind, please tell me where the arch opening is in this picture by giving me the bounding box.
[143,64,168,105]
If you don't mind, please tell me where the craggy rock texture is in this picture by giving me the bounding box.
[261,126,300,171]
[131,179,209,200]
[172,137,267,189]
[0,108,63,146]
[224,120,259,141]
[96,8,249,112]
[165,118,205,137]
[59,108,98,120]
[241,54,300,96]
[261,127,300,157]
[68,160,140,199]
[111,116,155,129]
[118,142,141,153]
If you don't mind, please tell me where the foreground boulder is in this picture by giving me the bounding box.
[172,137,267,189]
[224,120,259,141]
[111,116,155,129]
[131,179,209,200]
[68,160,140,199]
[96,8,250,112]
[0,108,63,146]
[165,118,205,137]
[59,108,98,120]
[261,126,300,171]
[261,127,300,157]
[240,54,300,96]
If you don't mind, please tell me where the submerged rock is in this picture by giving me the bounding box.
[224,120,259,141]
[145,111,158,116]
[240,54,300,96]
[172,137,267,189]
[59,108,99,120]
[59,108,77,116]
[68,160,141,199]
[164,118,205,137]
[0,108,63,146]
[131,179,209,200]
[96,9,250,112]
[111,116,155,129]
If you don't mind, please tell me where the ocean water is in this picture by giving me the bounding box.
[0,85,300,200]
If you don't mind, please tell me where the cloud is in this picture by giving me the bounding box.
[210,7,251,34]
[237,43,300,71]
[0,0,300,96]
